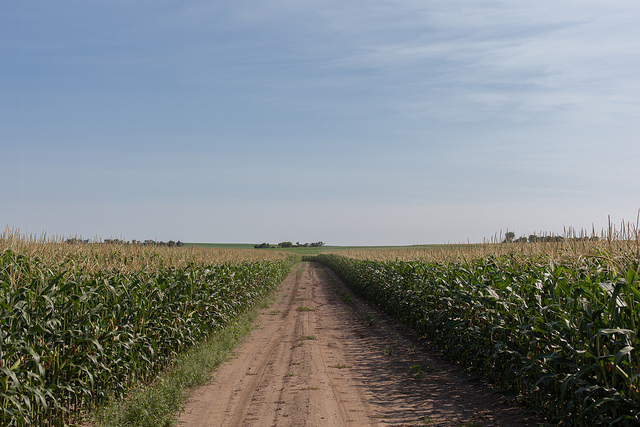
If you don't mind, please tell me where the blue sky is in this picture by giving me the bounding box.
[2,1,639,245]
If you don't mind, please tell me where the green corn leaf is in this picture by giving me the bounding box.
[614,345,634,366]
[1,366,20,388]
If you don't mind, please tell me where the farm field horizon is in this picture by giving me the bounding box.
[2,228,640,425]
[185,242,460,253]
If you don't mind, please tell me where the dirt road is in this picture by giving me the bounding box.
[178,262,543,426]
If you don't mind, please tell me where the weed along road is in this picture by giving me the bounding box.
[178,262,542,426]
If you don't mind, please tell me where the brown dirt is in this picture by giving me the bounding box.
[178,262,546,426]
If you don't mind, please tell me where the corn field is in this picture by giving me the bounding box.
[307,237,640,425]
[0,237,295,426]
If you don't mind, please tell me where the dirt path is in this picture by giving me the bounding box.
[178,262,544,426]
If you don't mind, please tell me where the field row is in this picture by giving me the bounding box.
[0,248,295,426]
[307,251,640,425]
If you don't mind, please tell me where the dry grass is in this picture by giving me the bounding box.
[0,228,289,276]
[328,221,640,272]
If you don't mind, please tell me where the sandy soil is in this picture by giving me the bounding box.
[178,262,545,426]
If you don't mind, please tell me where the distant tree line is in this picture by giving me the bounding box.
[254,241,324,249]
[502,232,599,244]
[67,238,184,247]
[65,238,91,244]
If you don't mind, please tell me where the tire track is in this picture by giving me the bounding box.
[179,262,377,426]
[178,262,543,427]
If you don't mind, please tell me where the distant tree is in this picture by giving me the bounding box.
[254,243,272,249]
[278,242,293,248]
[104,238,126,245]
[504,232,515,243]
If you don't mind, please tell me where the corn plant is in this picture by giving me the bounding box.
[1,249,294,426]
[307,251,640,425]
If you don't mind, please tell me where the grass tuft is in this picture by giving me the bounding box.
[92,302,266,426]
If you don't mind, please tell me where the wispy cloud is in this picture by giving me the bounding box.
[2,0,639,243]
[301,1,640,124]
